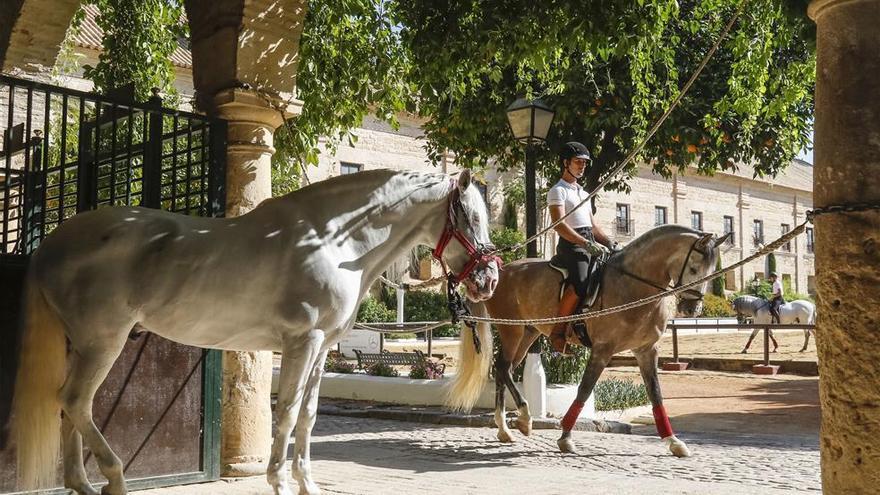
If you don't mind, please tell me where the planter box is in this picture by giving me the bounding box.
[273,372,598,420]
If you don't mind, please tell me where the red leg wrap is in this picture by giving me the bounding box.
[653,404,674,439]
[561,400,585,431]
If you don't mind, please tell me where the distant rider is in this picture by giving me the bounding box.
[768,271,784,324]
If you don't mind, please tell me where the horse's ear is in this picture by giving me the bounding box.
[457,169,472,193]
[713,231,734,248]
[695,232,714,251]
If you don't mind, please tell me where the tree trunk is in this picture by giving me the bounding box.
[809,0,880,491]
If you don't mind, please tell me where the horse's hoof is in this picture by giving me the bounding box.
[664,436,692,458]
[297,479,321,495]
[515,418,533,436]
[740,349,748,354]
[497,429,515,443]
[272,483,295,495]
[557,437,578,454]
[100,485,127,495]
[68,484,99,495]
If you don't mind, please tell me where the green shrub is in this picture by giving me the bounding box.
[383,288,460,338]
[741,277,773,300]
[365,361,399,377]
[540,336,591,384]
[594,378,650,411]
[409,360,445,379]
[490,227,526,264]
[738,277,814,303]
[701,294,734,317]
[358,296,396,323]
[324,357,356,374]
[384,332,417,340]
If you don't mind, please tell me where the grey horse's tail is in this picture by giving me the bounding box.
[11,275,66,490]
[444,302,493,413]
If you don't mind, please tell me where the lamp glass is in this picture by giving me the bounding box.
[532,106,554,141]
[506,107,533,142]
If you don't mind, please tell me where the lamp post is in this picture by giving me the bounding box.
[506,97,555,257]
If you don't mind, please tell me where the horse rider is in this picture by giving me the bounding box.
[547,142,614,354]
[768,271,784,324]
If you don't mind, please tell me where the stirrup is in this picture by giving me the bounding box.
[550,328,573,356]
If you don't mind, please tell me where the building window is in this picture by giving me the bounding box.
[806,227,815,253]
[782,273,792,290]
[723,216,735,245]
[724,270,737,290]
[807,275,816,295]
[753,219,764,247]
[654,206,667,226]
[340,162,363,175]
[616,203,633,236]
[691,211,703,231]
[781,223,791,251]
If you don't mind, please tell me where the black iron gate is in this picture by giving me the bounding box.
[0,75,226,492]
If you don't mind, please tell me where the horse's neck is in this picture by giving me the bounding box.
[278,173,450,290]
[616,233,693,288]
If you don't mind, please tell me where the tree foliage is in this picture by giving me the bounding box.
[272,0,414,195]
[81,0,186,102]
[392,0,816,193]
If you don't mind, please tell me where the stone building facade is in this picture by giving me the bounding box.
[590,162,815,295]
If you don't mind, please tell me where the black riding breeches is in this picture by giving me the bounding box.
[555,227,595,300]
[769,296,784,319]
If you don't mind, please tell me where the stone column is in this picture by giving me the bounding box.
[809,1,880,492]
[214,89,282,476]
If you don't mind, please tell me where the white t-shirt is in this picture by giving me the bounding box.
[547,179,593,229]
[772,279,783,297]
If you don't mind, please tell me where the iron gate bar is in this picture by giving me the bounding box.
[3,84,12,249]
[0,73,227,492]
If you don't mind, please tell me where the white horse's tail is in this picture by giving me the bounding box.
[12,278,66,490]
[444,302,493,413]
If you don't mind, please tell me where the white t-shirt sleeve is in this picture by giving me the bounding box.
[773,280,783,295]
[547,185,565,207]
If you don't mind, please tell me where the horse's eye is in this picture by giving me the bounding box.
[690,268,698,275]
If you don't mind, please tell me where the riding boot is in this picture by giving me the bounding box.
[550,286,581,355]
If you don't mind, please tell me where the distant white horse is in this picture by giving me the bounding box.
[732,295,817,353]
[3,169,499,495]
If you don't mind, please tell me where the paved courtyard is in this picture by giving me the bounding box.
[142,413,819,495]
[142,369,821,495]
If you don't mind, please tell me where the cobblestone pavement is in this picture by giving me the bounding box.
[140,414,819,495]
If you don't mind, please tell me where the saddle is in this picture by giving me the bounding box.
[548,254,605,309]
[548,254,607,349]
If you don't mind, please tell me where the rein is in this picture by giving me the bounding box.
[608,237,707,302]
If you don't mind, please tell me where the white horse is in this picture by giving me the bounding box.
[3,169,499,495]
[732,295,817,353]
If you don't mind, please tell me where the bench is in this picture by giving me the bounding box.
[353,349,426,369]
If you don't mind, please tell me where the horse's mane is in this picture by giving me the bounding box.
[276,169,449,203]
[620,224,704,252]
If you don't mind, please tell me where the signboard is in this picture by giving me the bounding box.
[339,328,380,358]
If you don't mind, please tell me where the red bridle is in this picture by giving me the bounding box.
[432,182,502,284]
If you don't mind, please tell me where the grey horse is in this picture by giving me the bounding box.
[732,295,817,352]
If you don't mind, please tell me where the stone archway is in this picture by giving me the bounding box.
[0,0,83,73]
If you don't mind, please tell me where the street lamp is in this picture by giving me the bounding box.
[506,97,555,257]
